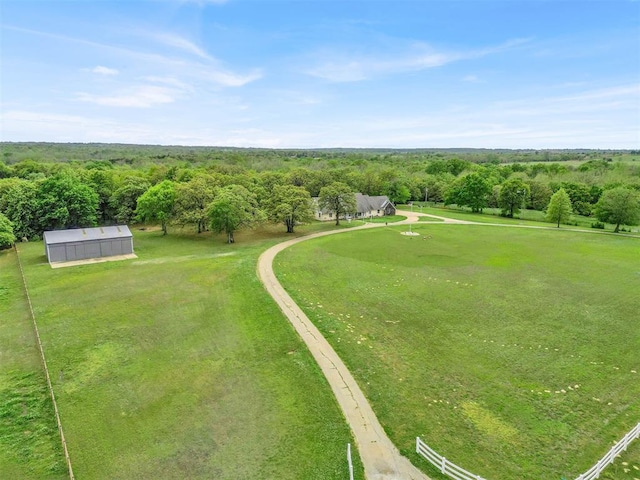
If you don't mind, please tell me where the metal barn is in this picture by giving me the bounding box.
[43,226,134,264]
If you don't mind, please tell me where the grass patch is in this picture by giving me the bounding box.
[0,249,67,479]
[405,203,640,233]
[18,222,364,479]
[275,224,640,480]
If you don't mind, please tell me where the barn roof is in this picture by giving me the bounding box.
[43,226,132,245]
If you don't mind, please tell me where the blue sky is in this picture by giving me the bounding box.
[1,0,639,148]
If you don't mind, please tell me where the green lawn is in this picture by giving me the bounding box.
[406,203,640,233]
[15,223,364,479]
[0,249,67,480]
[274,224,640,480]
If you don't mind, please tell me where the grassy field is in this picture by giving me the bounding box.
[0,249,67,479]
[14,223,364,479]
[274,224,640,480]
[404,203,640,233]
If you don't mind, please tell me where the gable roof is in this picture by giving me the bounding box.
[355,193,393,213]
[43,226,132,245]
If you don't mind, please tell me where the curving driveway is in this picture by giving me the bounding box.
[257,212,440,480]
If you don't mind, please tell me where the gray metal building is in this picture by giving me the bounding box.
[43,226,134,264]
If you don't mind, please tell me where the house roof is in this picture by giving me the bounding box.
[44,226,132,245]
[355,193,393,213]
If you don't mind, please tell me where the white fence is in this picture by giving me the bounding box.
[417,422,640,480]
[415,438,485,480]
[576,422,640,480]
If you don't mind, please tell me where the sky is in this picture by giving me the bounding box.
[1,0,639,149]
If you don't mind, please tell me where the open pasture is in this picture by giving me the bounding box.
[274,224,640,479]
[15,225,363,479]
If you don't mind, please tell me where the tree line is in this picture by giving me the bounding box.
[0,146,639,247]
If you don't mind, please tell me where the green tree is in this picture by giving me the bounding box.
[173,175,217,233]
[0,213,16,248]
[445,173,492,213]
[265,184,314,233]
[559,182,593,216]
[136,180,176,235]
[87,169,116,223]
[545,188,572,228]
[527,181,552,210]
[594,187,640,233]
[318,182,356,225]
[207,185,264,243]
[109,176,151,224]
[0,180,39,240]
[36,173,99,231]
[499,178,530,217]
[384,180,411,204]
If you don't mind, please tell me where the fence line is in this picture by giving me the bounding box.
[576,422,640,480]
[347,443,354,480]
[416,438,485,480]
[417,422,640,480]
[15,246,75,480]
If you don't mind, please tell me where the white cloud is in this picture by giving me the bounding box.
[305,38,531,82]
[75,85,179,107]
[463,75,480,83]
[201,68,263,87]
[92,65,119,75]
[150,32,211,59]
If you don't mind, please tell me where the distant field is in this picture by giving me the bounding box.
[405,204,640,233]
[16,224,364,480]
[275,224,640,480]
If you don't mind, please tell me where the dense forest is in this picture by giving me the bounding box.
[1,142,639,245]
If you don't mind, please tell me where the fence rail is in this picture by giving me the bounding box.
[576,422,640,480]
[416,438,485,480]
[15,246,75,480]
[417,421,640,480]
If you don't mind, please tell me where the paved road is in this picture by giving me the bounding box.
[257,216,430,480]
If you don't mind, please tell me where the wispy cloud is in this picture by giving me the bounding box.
[76,85,179,107]
[7,24,261,88]
[90,65,118,76]
[305,38,531,82]
[148,32,211,59]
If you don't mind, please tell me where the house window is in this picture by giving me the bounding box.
[377,210,380,214]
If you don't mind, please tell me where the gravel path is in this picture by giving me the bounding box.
[257,218,430,480]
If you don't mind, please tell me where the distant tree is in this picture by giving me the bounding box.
[559,182,593,216]
[173,175,217,233]
[207,185,264,243]
[445,173,492,213]
[0,180,39,239]
[527,181,552,210]
[0,213,16,249]
[265,184,313,233]
[594,187,640,233]
[136,180,176,235]
[318,182,356,225]
[384,180,411,204]
[87,168,116,223]
[109,176,151,224]
[36,173,99,231]
[0,161,12,179]
[499,178,530,217]
[545,188,572,227]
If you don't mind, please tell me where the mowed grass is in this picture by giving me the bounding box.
[0,249,67,479]
[274,224,640,480]
[407,204,640,233]
[17,224,363,479]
